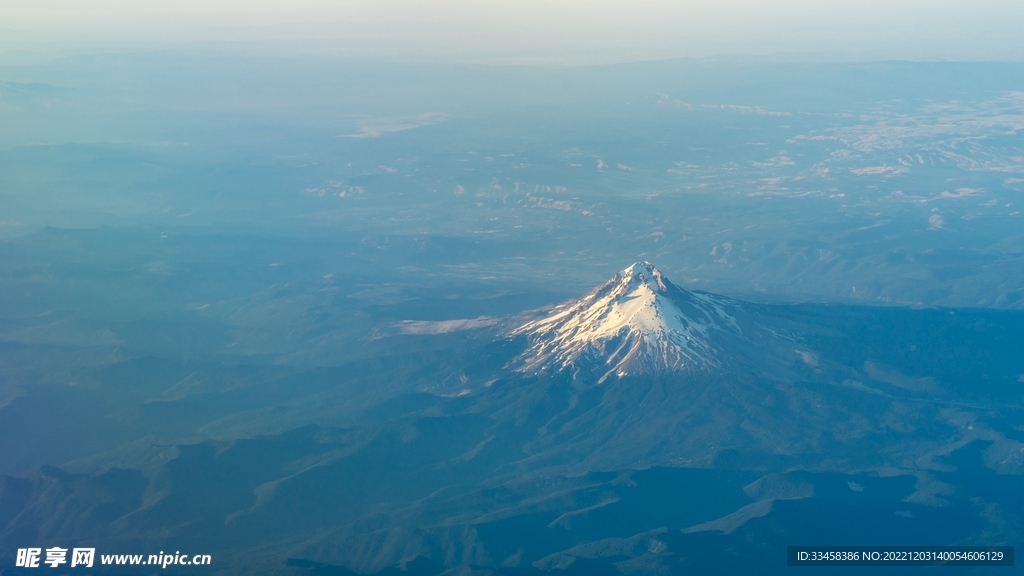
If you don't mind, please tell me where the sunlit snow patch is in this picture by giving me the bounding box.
[511,262,740,381]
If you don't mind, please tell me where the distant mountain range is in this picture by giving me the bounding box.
[2,263,1023,575]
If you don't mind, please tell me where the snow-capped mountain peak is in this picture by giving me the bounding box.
[511,262,739,381]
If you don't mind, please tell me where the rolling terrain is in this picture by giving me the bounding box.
[2,263,1022,574]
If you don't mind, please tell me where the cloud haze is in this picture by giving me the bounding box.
[2,0,1023,63]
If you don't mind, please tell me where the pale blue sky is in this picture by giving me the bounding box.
[2,0,1023,63]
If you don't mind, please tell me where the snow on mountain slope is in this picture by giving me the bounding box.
[512,262,742,381]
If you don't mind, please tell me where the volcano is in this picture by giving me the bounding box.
[512,262,768,382]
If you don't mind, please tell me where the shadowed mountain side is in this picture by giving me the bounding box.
[0,432,1017,575]
[2,265,1024,574]
[466,372,964,474]
[2,365,1019,574]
